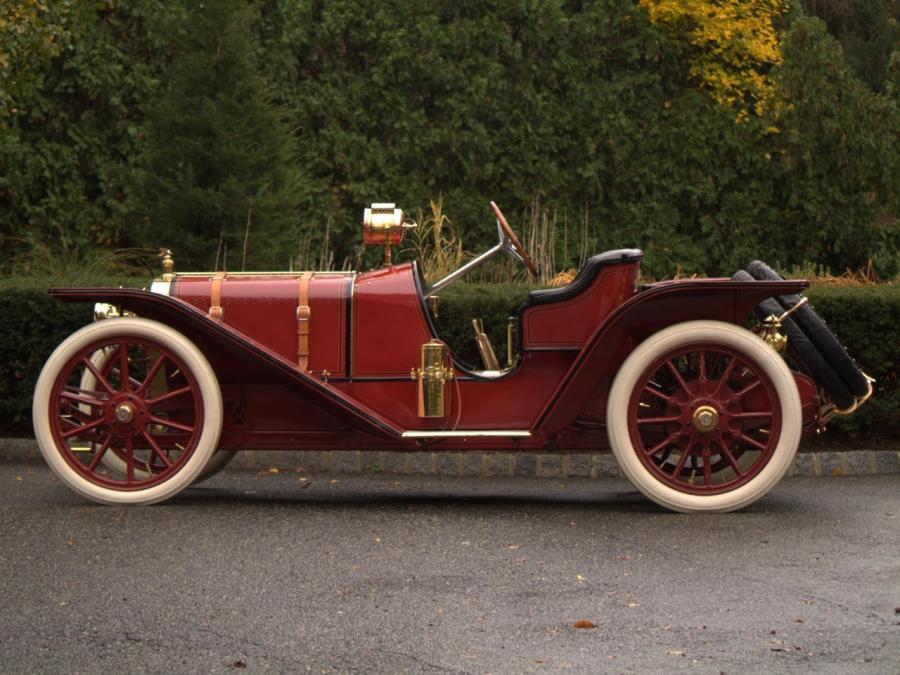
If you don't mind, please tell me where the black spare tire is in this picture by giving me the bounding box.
[746,261,869,399]
[732,269,855,409]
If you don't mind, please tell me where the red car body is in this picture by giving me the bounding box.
[50,258,819,449]
[33,203,867,511]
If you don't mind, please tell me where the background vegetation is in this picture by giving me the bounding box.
[1,0,898,278]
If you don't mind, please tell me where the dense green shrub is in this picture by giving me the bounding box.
[3,276,896,439]
[3,2,898,278]
[803,284,900,434]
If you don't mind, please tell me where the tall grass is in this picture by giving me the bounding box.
[406,195,464,282]
[3,237,156,282]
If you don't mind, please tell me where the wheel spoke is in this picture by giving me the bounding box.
[711,356,738,397]
[126,435,135,482]
[148,415,194,433]
[87,433,114,471]
[119,342,130,392]
[672,447,691,478]
[720,445,744,476]
[636,415,681,426]
[739,433,768,451]
[148,385,193,407]
[730,410,773,419]
[61,390,106,408]
[645,430,681,456]
[61,417,106,439]
[702,445,712,484]
[735,378,762,399]
[665,360,691,395]
[137,353,166,396]
[141,431,174,468]
[642,385,674,403]
[82,356,116,394]
[698,350,707,382]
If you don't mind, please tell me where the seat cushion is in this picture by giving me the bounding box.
[524,249,643,307]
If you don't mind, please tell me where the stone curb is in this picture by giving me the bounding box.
[2,438,898,478]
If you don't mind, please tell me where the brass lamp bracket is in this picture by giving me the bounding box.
[821,372,876,421]
[757,296,810,353]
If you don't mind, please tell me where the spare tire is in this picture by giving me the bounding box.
[746,261,869,399]
[732,270,855,409]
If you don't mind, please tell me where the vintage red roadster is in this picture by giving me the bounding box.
[33,203,872,511]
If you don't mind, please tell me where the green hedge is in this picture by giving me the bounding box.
[2,278,897,438]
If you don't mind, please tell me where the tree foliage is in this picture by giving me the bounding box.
[0,0,897,280]
[638,0,788,118]
[128,0,306,270]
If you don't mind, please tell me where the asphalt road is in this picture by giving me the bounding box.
[1,462,897,674]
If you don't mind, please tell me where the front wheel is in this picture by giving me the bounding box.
[33,318,223,505]
[607,321,802,513]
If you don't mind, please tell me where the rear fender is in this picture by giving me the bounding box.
[49,287,402,438]
[536,279,809,434]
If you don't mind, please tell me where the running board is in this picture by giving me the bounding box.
[401,430,531,438]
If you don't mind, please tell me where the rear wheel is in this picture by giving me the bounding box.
[33,318,223,505]
[607,321,801,513]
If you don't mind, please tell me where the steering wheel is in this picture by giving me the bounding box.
[490,201,538,279]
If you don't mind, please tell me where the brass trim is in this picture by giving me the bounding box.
[507,316,518,367]
[159,248,175,281]
[472,319,500,370]
[411,340,454,417]
[401,430,531,438]
[93,303,135,321]
[691,405,719,433]
[826,373,876,418]
[115,403,135,424]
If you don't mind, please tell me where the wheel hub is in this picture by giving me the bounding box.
[114,403,135,425]
[691,405,719,433]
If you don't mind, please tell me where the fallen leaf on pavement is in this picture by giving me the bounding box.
[573,620,596,629]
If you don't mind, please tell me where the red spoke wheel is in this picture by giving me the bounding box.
[33,318,222,505]
[79,347,236,484]
[607,321,801,513]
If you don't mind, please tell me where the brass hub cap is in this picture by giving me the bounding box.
[691,405,719,433]
[114,403,135,425]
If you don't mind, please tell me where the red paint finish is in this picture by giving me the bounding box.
[793,371,823,437]
[537,279,809,434]
[522,264,636,348]
[49,268,820,453]
[173,273,351,375]
[352,264,434,377]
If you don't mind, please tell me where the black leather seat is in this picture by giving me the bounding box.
[523,248,643,307]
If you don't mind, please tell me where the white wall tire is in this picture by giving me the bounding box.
[607,320,801,513]
[33,318,223,505]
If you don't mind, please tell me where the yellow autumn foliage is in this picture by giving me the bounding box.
[639,0,787,118]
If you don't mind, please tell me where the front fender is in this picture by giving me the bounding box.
[49,287,402,439]
[535,279,808,434]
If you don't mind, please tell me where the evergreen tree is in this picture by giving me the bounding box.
[129,0,305,270]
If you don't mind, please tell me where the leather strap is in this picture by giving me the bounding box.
[297,272,313,371]
[209,272,226,321]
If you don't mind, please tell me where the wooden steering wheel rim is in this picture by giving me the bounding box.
[489,201,538,278]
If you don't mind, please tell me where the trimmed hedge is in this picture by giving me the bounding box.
[2,277,897,438]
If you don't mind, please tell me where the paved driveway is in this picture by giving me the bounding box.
[1,462,898,673]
